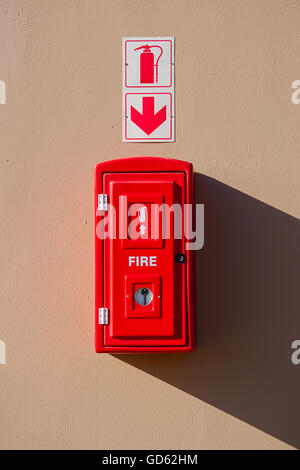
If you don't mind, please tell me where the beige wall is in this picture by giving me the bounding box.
[0,0,299,449]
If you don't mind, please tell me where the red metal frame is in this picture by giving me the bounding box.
[95,156,195,353]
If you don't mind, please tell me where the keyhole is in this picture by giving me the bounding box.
[141,288,148,305]
[134,287,153,306]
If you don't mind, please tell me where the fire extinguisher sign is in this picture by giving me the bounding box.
[122,37,175,142]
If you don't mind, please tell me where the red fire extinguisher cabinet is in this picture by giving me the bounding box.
[95,157,195,353]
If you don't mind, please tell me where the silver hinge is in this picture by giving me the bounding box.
[99,307,108,325]
[98,194,108,211]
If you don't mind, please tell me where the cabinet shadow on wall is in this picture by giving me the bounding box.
[115,173,300,449]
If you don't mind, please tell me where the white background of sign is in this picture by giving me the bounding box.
[122,36,175,142]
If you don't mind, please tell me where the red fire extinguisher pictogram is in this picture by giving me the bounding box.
[134,44,163,84]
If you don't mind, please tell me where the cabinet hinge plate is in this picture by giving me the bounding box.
[98,194,108,211]
[99,307,108,325]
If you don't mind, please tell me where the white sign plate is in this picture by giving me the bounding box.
[122,37,175,142]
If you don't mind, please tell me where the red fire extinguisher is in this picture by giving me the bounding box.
[134,44,163,84]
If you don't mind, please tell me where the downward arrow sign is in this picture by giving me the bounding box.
[131,97,167,135]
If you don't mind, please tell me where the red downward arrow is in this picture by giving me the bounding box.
[131,97,167,135]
